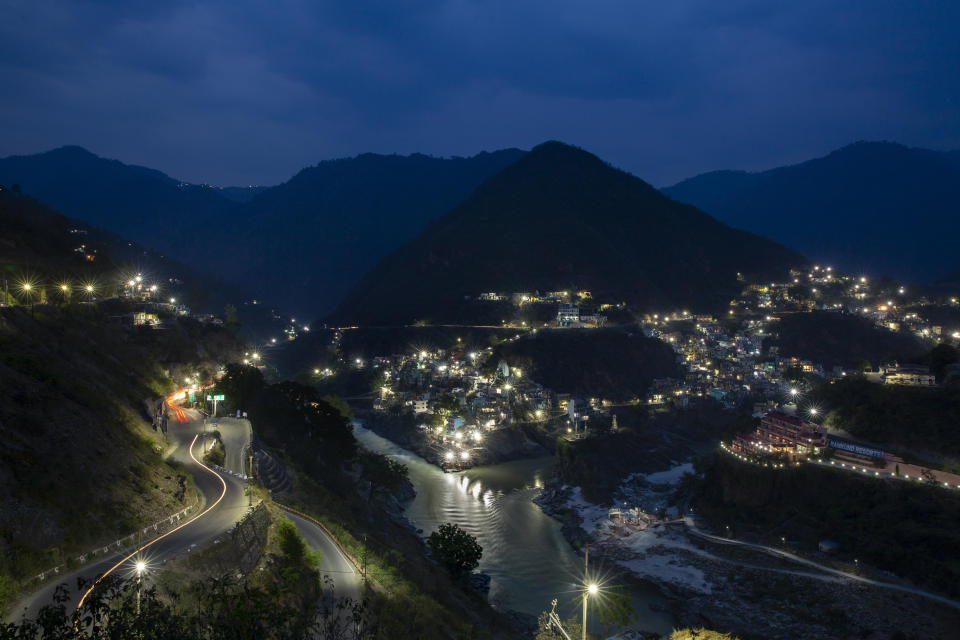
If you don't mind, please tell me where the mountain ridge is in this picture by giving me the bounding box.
[331,141,806,325]
[663,141,960,282]
[0,145,527,318]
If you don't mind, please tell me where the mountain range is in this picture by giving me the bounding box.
[663,141,960,283]
[330,142,805,325]
[3,139,960,324]
[0,146,524,318]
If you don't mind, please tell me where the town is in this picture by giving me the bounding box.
[346,264,959,480]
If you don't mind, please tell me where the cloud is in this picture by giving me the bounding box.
[0,0,957,186]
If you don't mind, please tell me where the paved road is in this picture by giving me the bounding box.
[9,406,249,621]
[10,400,364,626]
[685,518,960,611]
[284,511,364,602]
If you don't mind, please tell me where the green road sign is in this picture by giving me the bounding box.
[206,395,213,401]
[213,394,224,401]
[188,392,195,402]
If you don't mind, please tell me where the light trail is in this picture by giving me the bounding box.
[75,432,228,619]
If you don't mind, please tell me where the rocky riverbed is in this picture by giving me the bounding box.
[535,467,960,640]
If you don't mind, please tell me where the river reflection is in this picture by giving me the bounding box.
[354,424,673,634]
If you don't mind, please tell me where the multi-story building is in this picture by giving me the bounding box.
[733,411,826,457]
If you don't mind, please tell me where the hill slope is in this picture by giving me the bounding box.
[0,187,249,314]
[0,146,235,257]
[220,149,525,316]
[332,141,805,325]
[0,147,526,317]
[663,142,960,282]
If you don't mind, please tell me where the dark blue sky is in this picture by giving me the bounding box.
[2,1,958,187]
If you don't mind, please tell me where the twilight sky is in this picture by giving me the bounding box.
[1,0,958,187]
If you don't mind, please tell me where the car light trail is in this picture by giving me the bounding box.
[75,432,228,620]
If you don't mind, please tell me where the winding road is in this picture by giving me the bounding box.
[9,399,362,622]
[684,517,960,611]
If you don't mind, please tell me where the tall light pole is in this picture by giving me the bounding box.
[135,560,146,615]
[582,543,598,640]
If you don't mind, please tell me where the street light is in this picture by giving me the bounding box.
[135,560,147,615]
[581,544,598,640]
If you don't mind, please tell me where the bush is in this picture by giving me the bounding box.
[427,523,482,579]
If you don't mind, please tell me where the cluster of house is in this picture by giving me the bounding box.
[638,264,960,409]
[474,290,610,328]
[370,347,614,465]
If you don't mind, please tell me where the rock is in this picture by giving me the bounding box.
[503,609,539,636]
[468,571,491,595]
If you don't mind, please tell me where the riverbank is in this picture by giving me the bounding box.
[536,465,960,639]
[354,406,549,469]
[352,424,675,635]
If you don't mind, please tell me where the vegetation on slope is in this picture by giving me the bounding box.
[688,451,960,598]
[814,373,960,460]
[333,141,805,325]
[0,304,243,616]
[489,328,681,401]
[768,311,924,369]
[664,141,960,282]
[212,365,523,638]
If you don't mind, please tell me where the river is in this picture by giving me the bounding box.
[354,424,673,634]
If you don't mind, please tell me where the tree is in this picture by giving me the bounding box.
[214,363,264,412]
[596,585,635,635]
[276,520,307,564]
[535,611,583,640]
[360,451,409,502]
[427,523,482,578]
[223,304,240,333]
[929,343,959,381]
[853,358,872,373]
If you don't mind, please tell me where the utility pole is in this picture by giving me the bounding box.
[582,543,589,640]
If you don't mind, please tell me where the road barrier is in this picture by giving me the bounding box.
[32,502,199,585]
[275,502,370,583]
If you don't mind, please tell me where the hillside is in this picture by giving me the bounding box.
[0,187,253,317]
[489,328,680,401]
[663,141,960,282]
[0,147,234,260]
[219,149,526,317]
[332,141,806,325]
[0,304,244,615]
[0,146,526,318]
[768,311,924,369]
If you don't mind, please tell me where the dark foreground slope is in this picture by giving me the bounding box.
[664,141,960,282]
[333,141,805,325]
[0,304,244,616]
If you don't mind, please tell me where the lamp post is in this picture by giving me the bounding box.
[581,543,598,640]
[135,560,146,615]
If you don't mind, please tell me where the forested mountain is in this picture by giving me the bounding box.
[332,141,805,325]
[0,186,247,312]
[0,147,526,318]
[217,149,525,317]
[663,142,960,282]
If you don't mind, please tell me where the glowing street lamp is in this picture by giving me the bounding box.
[135,559,147,615]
